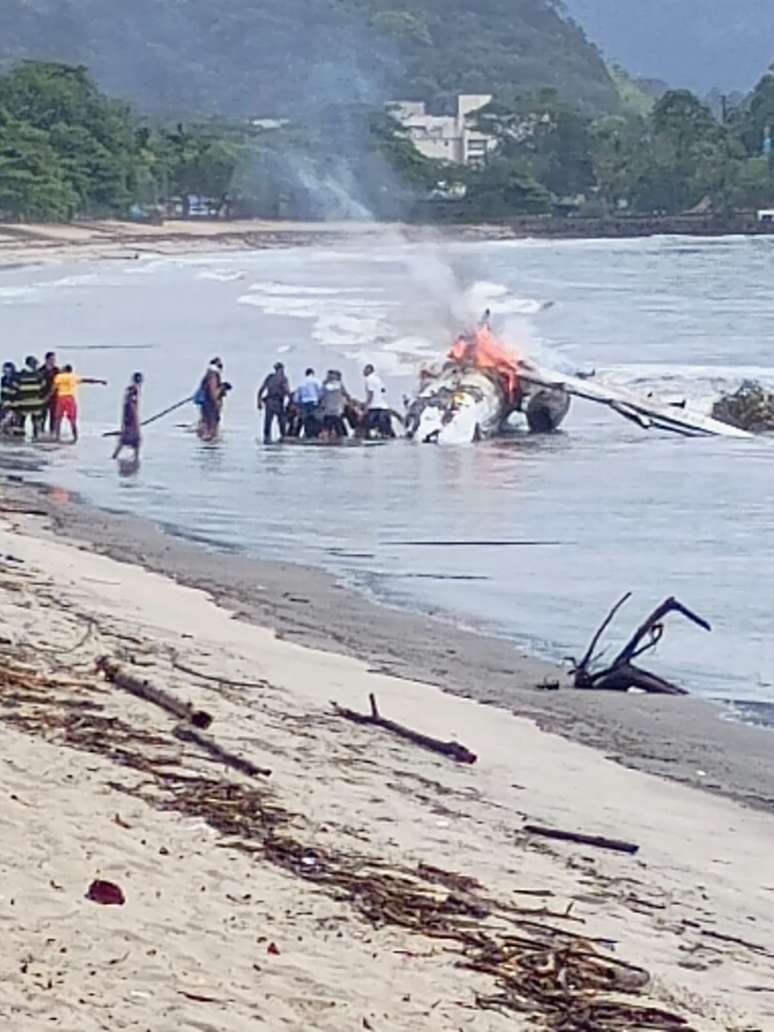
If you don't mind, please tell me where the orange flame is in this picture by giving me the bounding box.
[449,326,520,399]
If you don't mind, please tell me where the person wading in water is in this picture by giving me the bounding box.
[319,369,351,439]
[196,358,226,440]
[112,372,143,462]
[52,364,107,443]
[362,363,394,438]
[257,362,290,443]
[40,351,59,434]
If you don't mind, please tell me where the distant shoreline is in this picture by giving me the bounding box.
[1,214,772,266]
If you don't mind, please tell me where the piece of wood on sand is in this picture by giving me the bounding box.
[96,656,213,728]
[523,824,639,855]
[332,693,477,764]
[570,595,711,696]
[173,725,271,778]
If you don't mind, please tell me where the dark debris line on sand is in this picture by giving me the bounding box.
[0,652,696,1031]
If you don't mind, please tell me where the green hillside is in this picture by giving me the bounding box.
[0,0,619,116]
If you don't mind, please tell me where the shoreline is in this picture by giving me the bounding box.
[2,216,773,267]
[0,480,773,1029]
[4,471,774,814]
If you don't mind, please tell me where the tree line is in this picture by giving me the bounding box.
[464,71,774,217]
[1,61,773,223]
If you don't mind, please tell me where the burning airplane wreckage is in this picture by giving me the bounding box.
[404,318,752,445]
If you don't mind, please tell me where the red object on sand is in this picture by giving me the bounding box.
[85,879,126,906]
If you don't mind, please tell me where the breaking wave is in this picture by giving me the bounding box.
[236,275,548,376]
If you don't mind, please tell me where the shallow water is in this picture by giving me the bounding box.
[1,233,773,703]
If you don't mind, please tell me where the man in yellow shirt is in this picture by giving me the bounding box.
[53,364,107,443]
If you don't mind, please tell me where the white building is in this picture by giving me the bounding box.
[388,94,496,166]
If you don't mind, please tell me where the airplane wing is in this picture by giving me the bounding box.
[518,363,752,440]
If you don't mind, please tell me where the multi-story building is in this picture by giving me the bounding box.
[387,94,496,166]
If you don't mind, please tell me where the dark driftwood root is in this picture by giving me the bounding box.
[332,693,477,764]
[173,725,271,778]
[96,657,213,728]
[523,824,639,855]
[571,596,711,696]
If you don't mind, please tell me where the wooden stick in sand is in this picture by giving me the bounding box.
[96,656,213,729]
[523,824,639,855]
[332,693,477,764]
[173,725,271,778]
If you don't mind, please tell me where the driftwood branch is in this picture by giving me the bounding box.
[610,597,711,668]
[575,591,632,670]
[173,725,271,778]
[332,693,477,764]
[523,824,639,855]
[571,596,711,696]
[96,657,213,728]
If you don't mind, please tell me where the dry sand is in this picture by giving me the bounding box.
[0,502,773,1031]
[0,218,506,267]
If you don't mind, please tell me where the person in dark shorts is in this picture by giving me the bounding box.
[257,362,290,443]
[15,356,47,438]
[40,351,59,434]
[112,372,143,461]
[196,358,225,440]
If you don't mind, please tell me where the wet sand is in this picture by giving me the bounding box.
[1,495,773,1030]
[4,473,773,813]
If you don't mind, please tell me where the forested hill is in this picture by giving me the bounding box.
[0,0,619,116]
[563,0,774,94]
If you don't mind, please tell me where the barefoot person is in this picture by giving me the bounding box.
[257,362,290,443]
[15,356,47,439]
[40,351,59,434]
[53,364,107,443]
[112,372,143,461]
[195,358,226,441]
[362,363,394,438]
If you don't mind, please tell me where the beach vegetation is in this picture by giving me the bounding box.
[1,57,774,222]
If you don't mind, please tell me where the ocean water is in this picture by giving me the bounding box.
[1,233,773,707]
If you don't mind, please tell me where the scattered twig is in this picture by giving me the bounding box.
[172,725,272,778]
[26,617,95,658]
[332,693,477,764]
[681,920,773,958]
[96,656,212,729]
[0,506,49,517]
[170,655,269,690]
[523,824,640,856]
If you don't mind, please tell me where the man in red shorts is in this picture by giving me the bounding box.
[53,364,107,443]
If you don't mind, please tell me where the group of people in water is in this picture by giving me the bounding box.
[0,352,143,461]
[0,353,397,460]
[195,358,396,444]
[0,352,107,443]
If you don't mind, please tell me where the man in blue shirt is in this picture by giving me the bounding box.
[294,367,322,438]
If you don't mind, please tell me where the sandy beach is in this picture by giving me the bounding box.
[0,218,513,267]
[0,483,773,1030]
[9,474,773,814]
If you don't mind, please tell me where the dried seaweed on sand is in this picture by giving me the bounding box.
[0,653,695,1031]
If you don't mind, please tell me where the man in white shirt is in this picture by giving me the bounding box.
[362,364,394,438]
